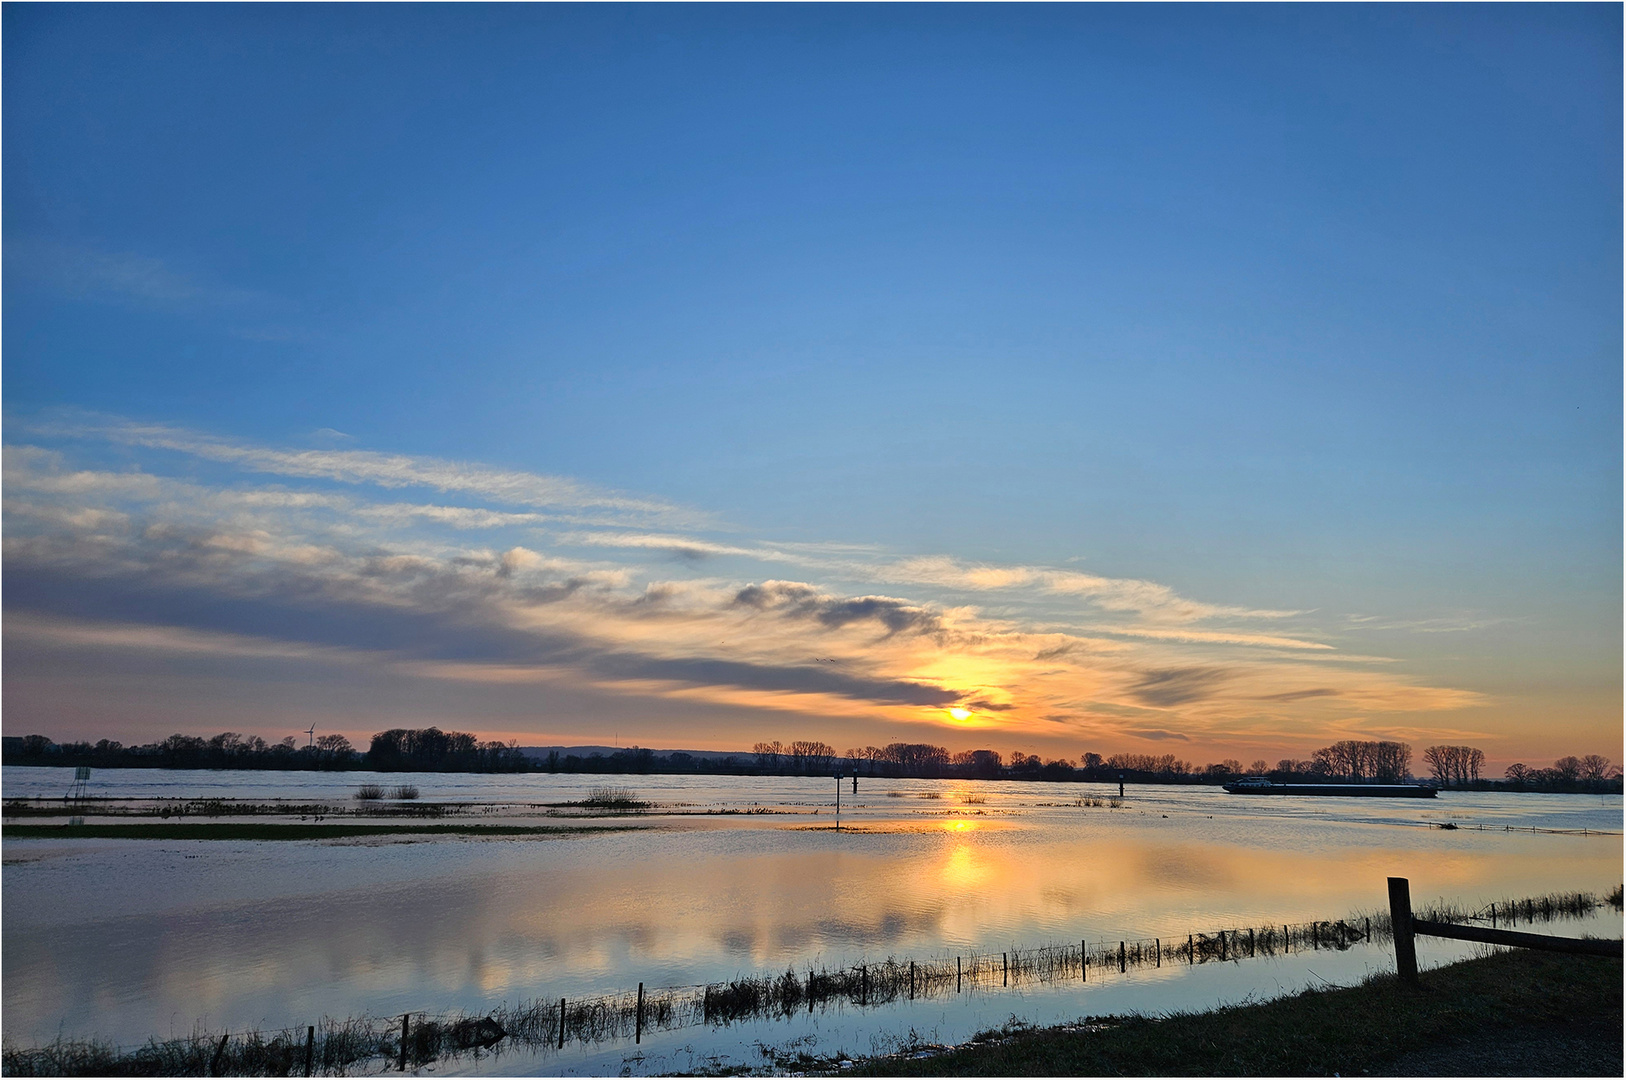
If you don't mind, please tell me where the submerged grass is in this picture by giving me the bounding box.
[3,798,458,819]
[1,823,636,841]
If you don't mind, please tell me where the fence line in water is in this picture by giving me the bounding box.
[5,887,1618,1077]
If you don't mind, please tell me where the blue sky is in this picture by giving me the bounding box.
[4,5,1619,766]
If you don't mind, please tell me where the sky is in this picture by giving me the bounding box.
[3,5,1620,770]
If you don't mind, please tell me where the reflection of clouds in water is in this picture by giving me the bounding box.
[5,783,1620,1049]
[718,928,755,954]
[1135,845,1234,890]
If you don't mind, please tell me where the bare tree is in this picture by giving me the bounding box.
[315,733,353,759]
[1579,754,1612,781]
[861,746,884,774]
[1371,741,1412,782]
[787,740,821,771]
[1107,753,1192,775]
[1301,741,1411,783]
[1422,744,1483,786]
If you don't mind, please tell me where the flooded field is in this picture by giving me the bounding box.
[3,768,1620,1074]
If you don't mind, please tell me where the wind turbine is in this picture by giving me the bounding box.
[305,723,317,749]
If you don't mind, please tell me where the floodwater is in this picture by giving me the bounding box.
[3,768,1620,1074]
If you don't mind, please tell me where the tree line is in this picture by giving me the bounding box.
[1502,754,1616,791]
[4,731,1619,791]
[4,729,528,773]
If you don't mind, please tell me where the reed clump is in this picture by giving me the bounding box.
[354,784,385,801]
[1459,891,1615,924]
[391,785,420,800]
[2,1016,388,1078]
[578,786,649,811]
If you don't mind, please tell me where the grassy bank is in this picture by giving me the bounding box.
[1,822,635,841]
[854,948,1622,1077]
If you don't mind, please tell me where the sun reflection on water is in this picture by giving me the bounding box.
[940,842,993,890]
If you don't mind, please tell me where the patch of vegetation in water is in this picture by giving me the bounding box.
[574,786,651,812]
[2,822,638,841]
[2,798,460,819]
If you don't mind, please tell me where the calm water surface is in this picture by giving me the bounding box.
[4,768,1620,1073]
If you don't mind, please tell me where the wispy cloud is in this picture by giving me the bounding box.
[2,419,1487,751]
[20,415,701,527]
[1343,613,1509,634]
[4,240,289,323]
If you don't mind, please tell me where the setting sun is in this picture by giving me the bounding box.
[948,707,973,722]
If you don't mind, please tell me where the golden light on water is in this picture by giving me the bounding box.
[939,842,993,890]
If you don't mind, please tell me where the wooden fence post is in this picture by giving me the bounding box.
[1284,924,1290,953]
[398,1015,407,1071]
[1119,941,1126,973]
[1082,940,1087,981]
[211,1033,229,1077]
[1003,952,1008,986]
[1219,930,1227,961]
[1187,934,1193,963]
[1388,876,1419,984]
[861,965,867,1005]
[909,961,915,1000]
[1155,938,1160,968]
[558,999,566,1049]
[1248,928,1255,957]
[305,1025,316,1077]
[957,955,962,993]
[635,982,644,1043]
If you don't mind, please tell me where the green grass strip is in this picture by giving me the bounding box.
[2,822,633,841]
[853,949,1622,1076]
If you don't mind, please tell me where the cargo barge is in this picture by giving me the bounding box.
[1221,777,1437,798]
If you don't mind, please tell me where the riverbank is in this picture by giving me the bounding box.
[852,948,1622,1076]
